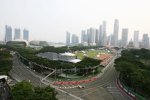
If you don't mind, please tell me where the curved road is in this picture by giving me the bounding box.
[60,56,132,100]
[10,53,132,100]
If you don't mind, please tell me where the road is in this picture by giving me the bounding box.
[9,54,80,100]
[9,54,44,87]
[58,55,132,100]
[9,53,132,100]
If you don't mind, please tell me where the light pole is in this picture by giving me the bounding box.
[55,67,56,80]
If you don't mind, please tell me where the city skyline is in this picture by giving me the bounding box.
[5,25,29,42]
[0,0,150,42]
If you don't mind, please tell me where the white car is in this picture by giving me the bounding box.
[78,85,85,89]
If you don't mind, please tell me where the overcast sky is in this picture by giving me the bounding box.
[0,0,150,42]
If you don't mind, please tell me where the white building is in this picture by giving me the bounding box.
[14,28,21,40]
[133,30,139,48]
[102,21,107,46]
[81,30,87,43]
[23,29,29,41]
[5,25,12,42]
[72,34,79,45]
[113,19,119,47]
[142,34,149,49]
[121,28,128,48]
[87,28,96,46]
[99,25,103,46]
[66,32,71,46]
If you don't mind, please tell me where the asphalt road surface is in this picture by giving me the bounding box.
[9,55,44,87]
[60,56,132,100]
[9,54,77,100]
[9,54,132,100]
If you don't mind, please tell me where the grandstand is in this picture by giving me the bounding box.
[96,54,113,66]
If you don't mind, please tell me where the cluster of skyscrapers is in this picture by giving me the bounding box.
[5,25,29,42]
[66,32,79,46]
[81,21,107,46]
[66,19,150,49]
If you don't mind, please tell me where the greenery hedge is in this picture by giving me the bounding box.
[13,46,100,69]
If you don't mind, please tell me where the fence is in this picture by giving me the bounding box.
[119,78,147,100]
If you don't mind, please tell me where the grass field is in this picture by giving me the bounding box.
[75,49,111,59]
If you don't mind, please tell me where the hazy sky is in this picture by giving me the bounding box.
[0,0,150,42]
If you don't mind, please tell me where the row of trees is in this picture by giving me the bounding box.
[11,46,101,76]
[11,81,57,100]
[38,46,103,53]
[114,49,150,99]
[0,45,12,75]
[14,46,100,69]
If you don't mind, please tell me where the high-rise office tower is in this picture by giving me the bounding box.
[5,25,12,42]
[95,29,99,45]
[110,34,114,46]
[87,28,96,45]
[23,29,29,41]
[121,28,128,48]
[102,21,107,46]
[107,35,111,46]
[66,32,71,46]
[99,25,103,46]
[113,19,119,47]
[87,29,90,45]
[133,31,139,48]
[81,30,87,43]
[72,34,79,45]
[142,34,149,49]
[14,28,21,40]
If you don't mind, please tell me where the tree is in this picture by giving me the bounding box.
[114,49,150,98]
[33,87,57,100]
[0,48,12,75]
[12,81,34,100]
[11,81,57,100]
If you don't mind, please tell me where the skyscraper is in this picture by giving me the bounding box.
[121,28,128,48]
[81,30,87,43]
[72,34,79,45]
[87,28,96,46]
[5,25,12,42]
[142,34,149,49]
[102,21,107,46]
[113,19,119,47]
[133,31,139,48]
[14,28,21,40]
[23,29,29,41]
[99,25,103,46]
[66,32,71,46]
[95,29,99,45]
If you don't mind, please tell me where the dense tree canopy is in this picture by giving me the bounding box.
[8,46,101,76]
[11,81,57,100]
[12,46,100,69]
[114,49,150,99]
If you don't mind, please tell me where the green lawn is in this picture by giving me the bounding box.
[75,49,110,60]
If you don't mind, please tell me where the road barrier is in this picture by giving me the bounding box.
[52,77,97,85]
[116,79,147,100]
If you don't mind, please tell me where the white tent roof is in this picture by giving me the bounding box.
[60,52,75,56]
[68,59,81,63]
